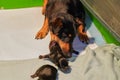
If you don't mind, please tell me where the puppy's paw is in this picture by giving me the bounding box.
[39,55,43,59]
[78,32,89,44]
[35,31,47,39]
[31,74,37,78]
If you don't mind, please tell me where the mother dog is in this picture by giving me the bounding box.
[35,0,89,57]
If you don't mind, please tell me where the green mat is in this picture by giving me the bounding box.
[0,0,43,9]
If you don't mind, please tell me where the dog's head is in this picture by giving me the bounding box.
[49,13,76,43]
[49,13,77,57]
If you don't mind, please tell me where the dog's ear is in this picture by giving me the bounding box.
[50,17,63,34]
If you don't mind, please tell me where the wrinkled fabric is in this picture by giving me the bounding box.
[74,44,120,80]
[0,44,120,80]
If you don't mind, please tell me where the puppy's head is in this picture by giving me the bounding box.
[31,64,57,80]
[49,13,77,57]
[58,58,70,72]
[49,40,62,53]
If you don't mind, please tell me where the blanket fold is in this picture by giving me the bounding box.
[74,44,120,80]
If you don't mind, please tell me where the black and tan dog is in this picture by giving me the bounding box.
[35,0,89,57]
[39,40,70,72]
[31,64,57,80]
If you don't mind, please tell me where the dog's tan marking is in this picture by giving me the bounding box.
[77,24,89,43]
[42,0,48,15]
[35,18,49,39]
[50,32,72,57]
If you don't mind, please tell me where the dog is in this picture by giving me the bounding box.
[31,64,57,80]
[39,40,70,72]
[35,0,89,57]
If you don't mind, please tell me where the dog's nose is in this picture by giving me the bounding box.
[63,37,70,43]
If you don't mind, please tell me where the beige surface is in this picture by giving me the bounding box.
[0,7,50,60]
[0,7,98,60]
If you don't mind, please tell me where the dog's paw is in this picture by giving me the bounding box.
[42,8,45,15]
[78,32,89,44]
[35,31,47,39]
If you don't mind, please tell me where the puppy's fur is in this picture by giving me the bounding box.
[31,64,57,80]
[39,40,70,72]
[35,0,89,57]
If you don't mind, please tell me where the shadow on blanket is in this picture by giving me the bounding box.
[70,13,95,62]
[69,36,95,62]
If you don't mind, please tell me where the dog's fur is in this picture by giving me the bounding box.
[31,64,57,80]
[39,40,70,72]
[35,0,89,57]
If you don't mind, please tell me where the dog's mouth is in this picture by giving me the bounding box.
[61,49,79,58]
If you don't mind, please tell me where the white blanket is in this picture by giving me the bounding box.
[0,44,120,80]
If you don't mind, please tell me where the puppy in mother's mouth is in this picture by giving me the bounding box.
[39,40,72,72]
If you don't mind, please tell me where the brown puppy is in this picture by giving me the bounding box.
[39,40,70,72]
[35,0,88,57]
[39,41,69,72]
[31,64,57,80]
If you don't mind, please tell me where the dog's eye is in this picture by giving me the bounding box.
[62,33,67,37]
[68,34,72,37]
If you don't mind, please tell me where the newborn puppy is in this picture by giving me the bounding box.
[31,64,57,80]
[39,40,70,72]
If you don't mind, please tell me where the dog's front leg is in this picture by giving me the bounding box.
[77,24,89,43]
[76,19,89,43]
[35,17,49,39]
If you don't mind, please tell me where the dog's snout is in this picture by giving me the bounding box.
[63,51,72,58]
[64,37,71,43]
[58,39,73,58]
[61,46,72,58]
